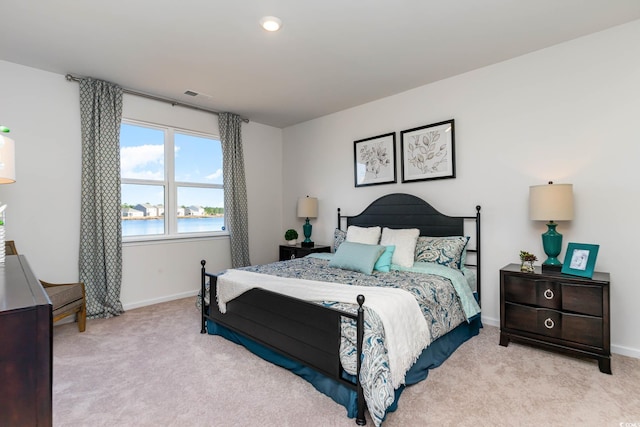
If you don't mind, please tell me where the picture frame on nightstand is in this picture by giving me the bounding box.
[561,242,599,278]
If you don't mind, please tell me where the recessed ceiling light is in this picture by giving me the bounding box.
[260,16,282,32]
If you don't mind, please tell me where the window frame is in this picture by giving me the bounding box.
[120,118,227,242]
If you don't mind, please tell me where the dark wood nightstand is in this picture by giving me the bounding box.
[499,263,611,374]
[279,244,331,261]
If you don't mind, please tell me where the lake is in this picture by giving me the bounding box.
[122,217,225,236]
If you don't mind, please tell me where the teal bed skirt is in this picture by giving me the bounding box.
[207,314,481,420]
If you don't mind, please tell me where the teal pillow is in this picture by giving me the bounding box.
[329,241,385,275]
[374,245,396,272]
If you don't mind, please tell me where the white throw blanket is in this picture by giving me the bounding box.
[217,269,431,389]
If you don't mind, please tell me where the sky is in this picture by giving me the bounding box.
[120,123,224,208]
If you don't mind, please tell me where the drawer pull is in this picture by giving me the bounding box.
[543,289,554,300]
[544,318,555,329]
[290,254,296,259]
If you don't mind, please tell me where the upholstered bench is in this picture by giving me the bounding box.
[5,240,86,332]
[40,280,87,332]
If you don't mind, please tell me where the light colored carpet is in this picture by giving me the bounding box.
[52,297,640,426]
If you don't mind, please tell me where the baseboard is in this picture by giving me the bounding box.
[122,289,199,311]
[480,315,499,328]
[611,344,640,359]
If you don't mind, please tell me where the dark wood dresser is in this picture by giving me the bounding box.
[0,255,53,426]
[499,263,611,374]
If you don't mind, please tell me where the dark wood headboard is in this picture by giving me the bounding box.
[337,193,482,303]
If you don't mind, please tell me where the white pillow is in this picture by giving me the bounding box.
[380,227,420,267]
[346,225,381,245]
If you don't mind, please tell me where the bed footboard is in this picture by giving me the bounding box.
[200,260,366,425]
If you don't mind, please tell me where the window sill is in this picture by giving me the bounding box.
[122,232,229,247]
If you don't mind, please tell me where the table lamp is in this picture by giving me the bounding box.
[529,181,574,271]
[297,196,318,248]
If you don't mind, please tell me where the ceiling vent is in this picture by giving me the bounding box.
[184,90,198,96]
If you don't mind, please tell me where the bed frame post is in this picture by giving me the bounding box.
[475,205,481,305]
[356,294,366,426]
[200,260,207,334]
[337,207,342,231]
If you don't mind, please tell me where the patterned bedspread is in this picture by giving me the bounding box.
[233,256,472,426]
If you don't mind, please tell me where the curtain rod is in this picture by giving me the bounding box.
[65,74,249,123]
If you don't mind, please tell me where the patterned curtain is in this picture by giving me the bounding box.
[219,113,251,267]
[78,78,124,318]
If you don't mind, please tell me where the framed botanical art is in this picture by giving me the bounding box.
[354,132,397,187]
[561,242,600,278]
[400,119,455,183]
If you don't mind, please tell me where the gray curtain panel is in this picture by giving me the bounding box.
[219,112,251,267]
[78,78,125,318]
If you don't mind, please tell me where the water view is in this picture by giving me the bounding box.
[122,216,225,236]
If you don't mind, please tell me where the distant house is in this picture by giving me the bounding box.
[156,204,164,216]
[122,207,143,218]
[177,207,185,217]
[135,203,158,217]
[185,205,204,216]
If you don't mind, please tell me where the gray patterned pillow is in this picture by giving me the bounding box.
[414,236,469,270]
[333,228,347,252]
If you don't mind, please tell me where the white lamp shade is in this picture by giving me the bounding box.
[297,196,318,218]
[0,135,15,184]
[529,183,574,221]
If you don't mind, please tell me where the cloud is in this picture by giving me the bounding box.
[206,169,223,180]
[121,145,164,180]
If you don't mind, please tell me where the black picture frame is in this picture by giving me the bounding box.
[400,119,455,183]
[353,132,397,187]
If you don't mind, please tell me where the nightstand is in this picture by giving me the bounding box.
[499,263,611,374]
[279,244,331,261]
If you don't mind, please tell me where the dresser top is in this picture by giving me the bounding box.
[500,263,610,283]
[0,255,51,312]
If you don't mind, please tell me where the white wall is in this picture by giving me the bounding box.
[282,20,640,357]
[0,60,283,309]
[0,61,81,282]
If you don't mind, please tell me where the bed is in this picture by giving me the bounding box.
[199,193,482,426]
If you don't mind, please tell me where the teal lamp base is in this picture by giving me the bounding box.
[541,221,563,272]
[301,218,314,248]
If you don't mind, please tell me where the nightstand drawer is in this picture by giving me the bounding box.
[504,275,603,317]
[561,283,603,317]
[505,303,603,347]
[504,275,561,309]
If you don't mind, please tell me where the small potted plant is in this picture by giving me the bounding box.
[519,250,538,273]
[284,229,298,245]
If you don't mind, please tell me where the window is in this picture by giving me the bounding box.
[120,120,225,239]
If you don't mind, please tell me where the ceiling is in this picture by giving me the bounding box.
[2,1,639,128]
